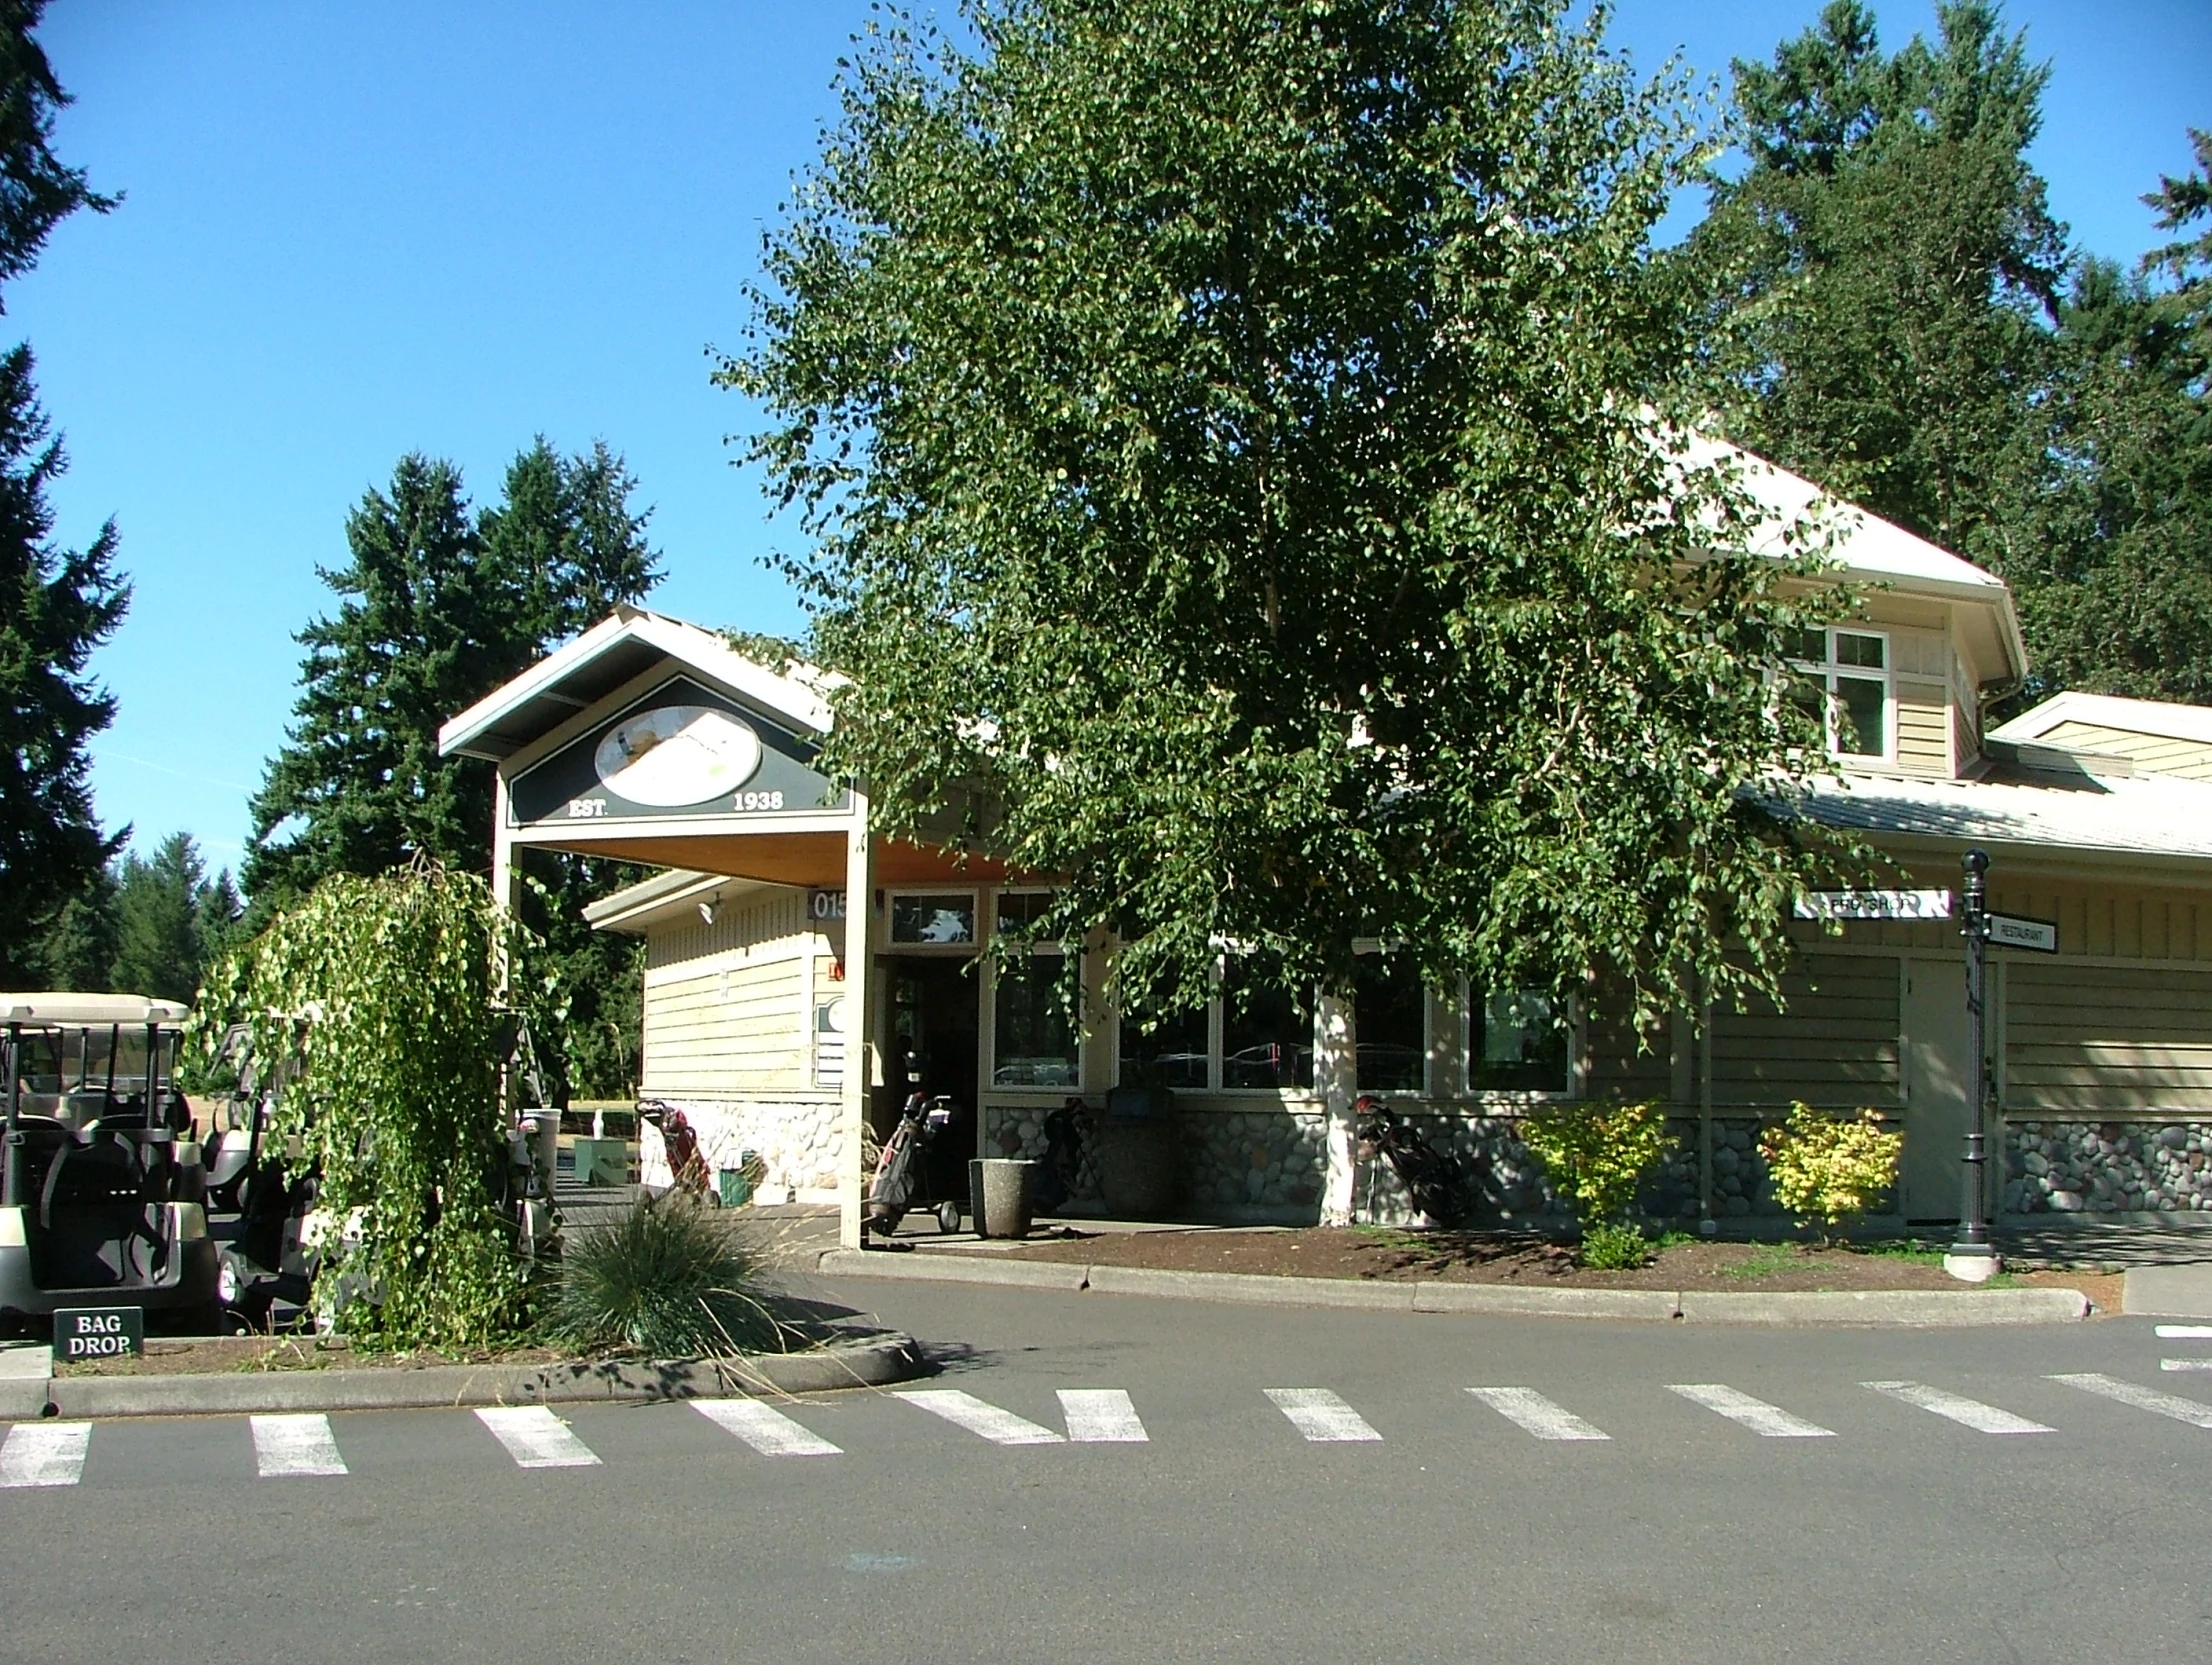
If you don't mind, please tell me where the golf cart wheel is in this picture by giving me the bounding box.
[936,1200,961,1234]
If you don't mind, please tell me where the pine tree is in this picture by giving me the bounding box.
[1679,1,2067,568]
[0,0,126,985]
[110,832,211,1002]
[244,456,494,907]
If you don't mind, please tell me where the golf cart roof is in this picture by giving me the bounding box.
[0,992,191,1027]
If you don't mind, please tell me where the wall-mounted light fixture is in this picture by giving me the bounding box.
[698,894,720,925]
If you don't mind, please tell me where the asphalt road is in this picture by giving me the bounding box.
[3,1280,2209,1665]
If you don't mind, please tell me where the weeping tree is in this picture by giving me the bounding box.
[193,861,562,1350]
[724,0,1862,1038]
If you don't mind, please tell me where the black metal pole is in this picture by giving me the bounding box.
[1950,849,1995,1272]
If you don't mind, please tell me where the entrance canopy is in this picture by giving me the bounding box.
[437,606,1003,888]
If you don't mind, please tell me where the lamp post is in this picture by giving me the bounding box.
[1945,848,2000,1283]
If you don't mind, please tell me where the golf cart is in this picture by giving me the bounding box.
[0,993,219,1328]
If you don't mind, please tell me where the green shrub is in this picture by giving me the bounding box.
[1579,1221,1653,1270]
[546,1194,787,1358]
[1519,1099,1673,1233]
[1759,1103,1902,1238]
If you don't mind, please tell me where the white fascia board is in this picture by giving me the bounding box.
[582,870,782,935]
[437,608,835,762]
[1990,690,2212,750]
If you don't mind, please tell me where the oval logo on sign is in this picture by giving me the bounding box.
[592,705,764,807]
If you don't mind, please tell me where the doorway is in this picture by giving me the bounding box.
[874,953,981,1154]
[1902,957,1972,1222]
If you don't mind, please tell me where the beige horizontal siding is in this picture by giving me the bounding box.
[1709,953,1901,1108]
[2040,721,2212,782]
[645,888,810,974]
[2005,961,2212,1111]
[642,954,805,1096]
[1896,686,1949,777]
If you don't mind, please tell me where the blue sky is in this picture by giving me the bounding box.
[15,0,2209,876]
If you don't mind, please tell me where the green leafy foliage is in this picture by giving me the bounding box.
[546,1193,785,1359]
[192,861,562,1351]
[1759,1101,1901,1235]
[1518,1099,1673,1231]
[1578,1220,1653,1270]
[728,0,1864,1031]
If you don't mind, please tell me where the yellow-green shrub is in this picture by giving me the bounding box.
[1518,1100,1673,1227]
[1759,1103,1901,1235]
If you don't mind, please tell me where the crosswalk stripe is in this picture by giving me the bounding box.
[1266,1388,1382,1442]
[0,1423,90,1488]
[1862,1381,2053,1434]
[1668,1383,1835,1438]
[2048,1372,2212,1429]
[251,1413,347,1477]
[893,1390,1064,1445]
[691,1398,841,1456]
[2162,1359,2212,1372]
[1059,1389,1148,1443]
[1467,1387,1610,1441]
[2154,1324,2212,1339]
[474,1406,602,1467]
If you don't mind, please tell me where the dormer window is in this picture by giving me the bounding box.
[1792,628,1891,760]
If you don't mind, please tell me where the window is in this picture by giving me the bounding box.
[1791,628,1890,759]
[890,893,975,945]
[1467,990,1571,1094]
[1221,957,1314,1089]
[991,953,1080,1087]
[994,890,1058,938]
[1352,954,1426,1091]
[1119,1001,1210,1089]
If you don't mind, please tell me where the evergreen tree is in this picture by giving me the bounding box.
[247,443,660,913]
[0,1,126,986]
[110,832,212,1002]
[2009,133,2212,701]
[244,456,492,907]
[1680,1,2067,568]
[32,860,116,991]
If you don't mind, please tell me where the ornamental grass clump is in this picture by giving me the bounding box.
[1519,1100,1673,1268]
[1760,1103,1902,1240]
[547,1193,788,1359]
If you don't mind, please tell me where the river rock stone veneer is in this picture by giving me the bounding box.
[2004,1120,2212,1214]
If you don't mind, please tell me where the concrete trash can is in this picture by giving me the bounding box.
[969,1158,1038,1240]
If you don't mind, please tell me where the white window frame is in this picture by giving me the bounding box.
[1792,626,1894,762]
[885,888,979,951]
[1459,980,1579,1101]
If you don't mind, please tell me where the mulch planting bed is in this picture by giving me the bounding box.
[956,1227,2121,1308]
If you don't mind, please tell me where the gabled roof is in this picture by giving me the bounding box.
[1989,689,2212,751]
[1675,433,2028,684]
[437,606,834,765]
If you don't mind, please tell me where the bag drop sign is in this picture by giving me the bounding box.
[56,1306,143,1360]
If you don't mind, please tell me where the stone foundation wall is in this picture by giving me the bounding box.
[638,1097,842,1200]
[2004,1119,2212,1214]
[983,1103,1329,1213]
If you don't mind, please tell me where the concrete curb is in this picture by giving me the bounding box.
[1087,1266,1418,1309]
[27,1331,922,1420]
[1675,1288,2089,1326]
[818,1249,1089,1292]
[1411,1284,1683,1320]
[816,1248,2091,1326]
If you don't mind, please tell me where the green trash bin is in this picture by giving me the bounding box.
[716,1150,762,1209]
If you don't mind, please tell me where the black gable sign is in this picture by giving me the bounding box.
[509,676,847,828]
